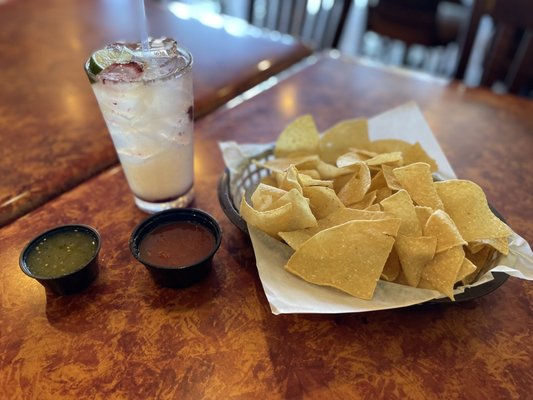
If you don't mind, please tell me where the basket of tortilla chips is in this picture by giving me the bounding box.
[218,103,533,313]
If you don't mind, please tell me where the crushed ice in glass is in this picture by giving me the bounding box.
[102,62,144,82]
[99,38,189,82]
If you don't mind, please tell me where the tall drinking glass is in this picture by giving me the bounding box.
[85,38,194,213]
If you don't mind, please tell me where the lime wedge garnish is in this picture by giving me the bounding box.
[88,46,134,75]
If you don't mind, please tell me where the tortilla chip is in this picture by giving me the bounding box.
[347,190,376,210]
[467,241,486,254]
[303,186,345,219]
[415,206,433,229]
[456,257,477,284]
[337,151,364,168]
[317,208,393,229]
[278,209,397,250]
[374,187,393,204]
[315,159,354,180]
[255,154,319,173]
[278,230,313,251]
[350,148,379,160]
[274,115,320,158]
[274,165,302,193]
[368,170,387,191]
[380,189,422,237]
[435,180,512,242]
[260,175,278,187]
[381,164,403,191]
[297,173,333,189]
[381,248,400,282]
[319,119,370,164]
[420,246,465,300]
[393,162,444,210]
[469,237,509,256]
[365,152,403,168]
[395,234,437,287]
[337,163,371,205]
[240,189,317,237]
[365,204,382,212]
[403,142,438,172]
[423,209,467,253]
[298,169,321,179]
[464,245,497,284]
[332,173,354,193]
[251,183,287,211]
[285,220,397,299]
[370,139,411,154]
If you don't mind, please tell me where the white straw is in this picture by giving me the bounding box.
[139,0,149,55]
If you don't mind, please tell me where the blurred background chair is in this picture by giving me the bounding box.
[456,0,532,95]
[178,0,468,74]
[167,0,532,96]
[215,0,353,51]
[361,0,470,77]
[247,0,352,50]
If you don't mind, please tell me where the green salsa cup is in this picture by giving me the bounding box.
[19,224,101,295]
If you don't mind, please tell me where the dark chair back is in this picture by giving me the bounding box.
[455,0,533,95]
[362,0,469,77]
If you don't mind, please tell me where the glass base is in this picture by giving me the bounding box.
[134,187,194,213]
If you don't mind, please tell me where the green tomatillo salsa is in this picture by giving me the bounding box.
[26,229,98,278]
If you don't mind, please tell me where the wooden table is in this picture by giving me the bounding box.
[1,53,532,399]
[0,0,311,227]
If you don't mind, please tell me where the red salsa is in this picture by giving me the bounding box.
[139,221,215,267]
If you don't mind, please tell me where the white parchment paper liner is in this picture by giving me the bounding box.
[219,102,533,314]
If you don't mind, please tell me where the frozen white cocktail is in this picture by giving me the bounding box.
[85,38,194,213]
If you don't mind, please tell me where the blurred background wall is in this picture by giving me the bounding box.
[167,0,532,97]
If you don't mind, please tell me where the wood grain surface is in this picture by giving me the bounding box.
[0,53,531,399]
[0,0,311,227]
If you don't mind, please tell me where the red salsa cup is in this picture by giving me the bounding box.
[129,208,222,288]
